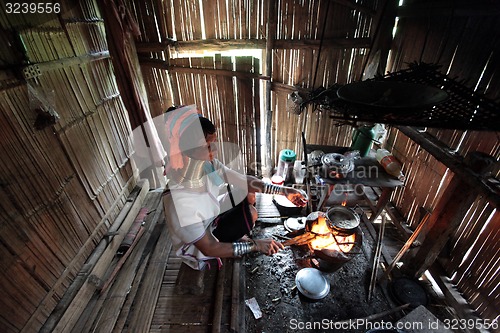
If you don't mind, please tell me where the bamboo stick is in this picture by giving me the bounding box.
[22,52,110,79]
[211,259,226,333]
[39,181,148,333]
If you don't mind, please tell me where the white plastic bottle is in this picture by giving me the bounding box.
[376,149,405,181]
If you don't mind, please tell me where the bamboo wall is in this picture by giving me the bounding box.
[385,0,500,321]
[134,0,379,172]
[0,1,136,332]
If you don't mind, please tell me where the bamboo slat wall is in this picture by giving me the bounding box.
[133,0,380,172]
[0,1,136,332]
[384,0,500,322]
[154,55,261,174]
[385,128,452,226]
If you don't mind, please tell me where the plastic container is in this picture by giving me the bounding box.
[351,126,375,157]
[376,149,405,181]
[277,149,297,185]
[271,175,284,185]
[372,123,387,145]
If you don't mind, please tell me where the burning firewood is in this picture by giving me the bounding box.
[281,232,316,246]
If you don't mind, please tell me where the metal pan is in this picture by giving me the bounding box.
[326,206,360,235]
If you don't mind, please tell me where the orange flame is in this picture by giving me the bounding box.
[309,216,330,235]
[308,215,355,252]
[341,192,348,206]
[310,233,356,252]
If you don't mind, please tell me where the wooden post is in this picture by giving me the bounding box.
[402,174,479,278]
[359,0,399,79]
[264,0,277,177]
[369,187,394,222]
[211,259,227,333]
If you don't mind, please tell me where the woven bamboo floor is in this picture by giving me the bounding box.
[71,189,244,333]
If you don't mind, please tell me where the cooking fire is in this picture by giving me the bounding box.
[308,215,356,253]
[281,208,362,268]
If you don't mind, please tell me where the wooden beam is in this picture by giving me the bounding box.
[401,174,478,278]
[136,38,372,53]
[428,264,486,333]
[396,126,500,209]
[396,126,499,278]
[328,0,377,16]
[274,38,371,49]
[397,3,500,17]
[137,39,266,53]
[139,58,270,80]
[135,39,177,52]
[264,0,277,177]
[22,51,110,79]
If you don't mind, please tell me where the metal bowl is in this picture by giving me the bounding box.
[273,195,304,216]
[284,217,306,232]
[295,268,330,300]
[321,153,354,178]
[305,211,330,235]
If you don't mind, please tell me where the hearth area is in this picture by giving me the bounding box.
[244,193,450,333]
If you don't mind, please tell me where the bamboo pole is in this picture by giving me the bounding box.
[211,259,227,333]
[264,0,277,177]
[39,181,148,333]
[22,52,110,79]
[367,213,386,302]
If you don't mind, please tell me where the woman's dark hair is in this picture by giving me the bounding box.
[178,116,216,154]
[199,116,216,136]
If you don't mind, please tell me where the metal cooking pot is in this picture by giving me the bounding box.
[326,206,360,235]
[308,150,325,166]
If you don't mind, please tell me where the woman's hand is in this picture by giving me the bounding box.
[254,238,284,255]
[283,187,308,207]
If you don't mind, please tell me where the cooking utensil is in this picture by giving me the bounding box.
[321,153,354,178]
[389,276,429,309]
[337,81,449,111]
[326,206,360,235]
[272,195,304,216]
[304,211,329,235]
[295,268,330,300]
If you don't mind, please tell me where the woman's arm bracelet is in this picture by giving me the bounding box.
[263,183,284,195]
[232,241,258,257]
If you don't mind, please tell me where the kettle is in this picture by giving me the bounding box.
[350,125,375,157]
